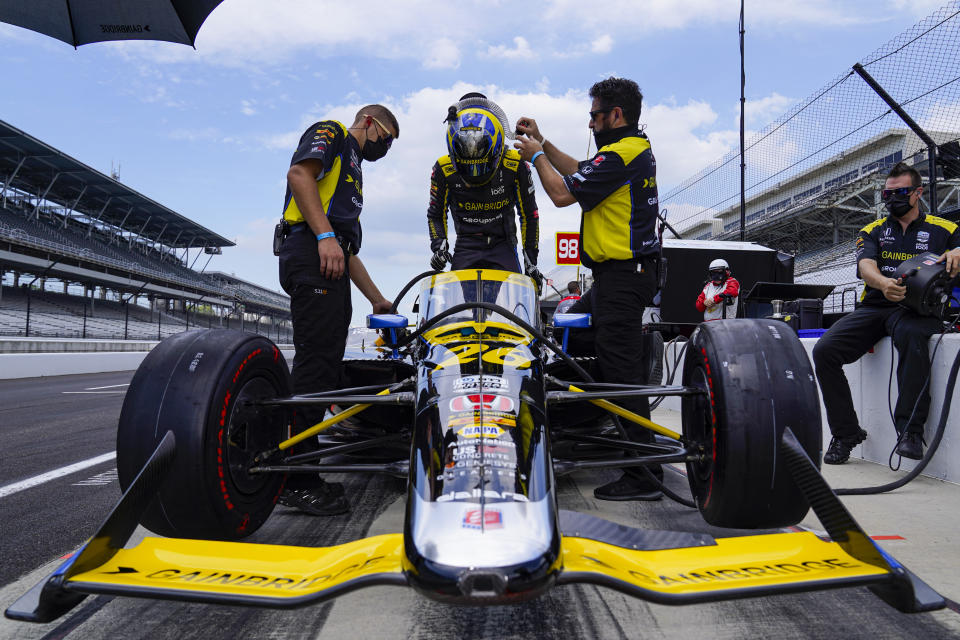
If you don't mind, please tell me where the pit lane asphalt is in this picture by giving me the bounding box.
[1,372,959,640]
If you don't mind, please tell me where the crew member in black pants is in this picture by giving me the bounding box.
[813,161,960,464]
[515,76,664,500]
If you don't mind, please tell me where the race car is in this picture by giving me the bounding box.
[6,269,944,623]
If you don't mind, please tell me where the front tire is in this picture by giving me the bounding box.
[117,329,290,539]
[681,320,821,528]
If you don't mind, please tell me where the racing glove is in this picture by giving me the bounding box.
[431,240,452,271]
[523,251,544,291]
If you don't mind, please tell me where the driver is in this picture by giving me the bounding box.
[427,93,541,283]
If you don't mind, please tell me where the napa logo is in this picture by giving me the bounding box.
[457,425,504,439]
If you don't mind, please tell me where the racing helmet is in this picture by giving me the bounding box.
[708,258,729,283]
[446,96,507,185]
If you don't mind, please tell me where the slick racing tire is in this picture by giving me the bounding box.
[681,320,821,528]
[117,329,290,540]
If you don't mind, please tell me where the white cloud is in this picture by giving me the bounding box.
[591,34,614,54]
[98,0,898,70]
[741,92,796,128]
[423,38,461,70]
[240,100,257,116]
[483,36,536,60]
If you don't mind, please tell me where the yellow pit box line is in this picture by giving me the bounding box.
[64,534,406,608]
[559,531,893,605]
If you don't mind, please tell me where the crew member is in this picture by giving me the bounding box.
[277,106,399,514]
[813,162,960,464]
[555,281,582,314]
[515,77,663,501]
[428,93,540,281]
[696,258,740,321]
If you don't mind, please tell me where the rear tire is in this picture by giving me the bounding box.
[117,329,290,539]
[681,320,821,528]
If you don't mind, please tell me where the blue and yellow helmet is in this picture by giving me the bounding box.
[446,106,505,185]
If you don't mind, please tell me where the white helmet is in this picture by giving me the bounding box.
[709,258,729,271]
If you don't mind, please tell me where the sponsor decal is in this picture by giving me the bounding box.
[450,394,514,412]
[883,227,893,238]
[917,230,930,242]
[129,556,387,591]
[457,425,504,438]
[881,251,918,261]
[433,343,533,370]
[592,155,605,166]
[490,184,505,196]
[641,177,657,188]
[581,556,865,588]
[916,243,929,251]
[437,489,528,502]
[648,197,658,206]
[462,199,510,211]
[100,24,148,33]
[462,508,503,530]
[581,164,594,175]
[923,259,936,265]
[453,376,509,392]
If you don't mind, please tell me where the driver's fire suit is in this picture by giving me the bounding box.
[427,148,539,272]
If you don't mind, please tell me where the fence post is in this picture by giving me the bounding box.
[124,301,129,340]
[24,287,31,337]
[82,296,87,339]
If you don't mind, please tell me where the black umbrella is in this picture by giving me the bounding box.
[0,0,225,48]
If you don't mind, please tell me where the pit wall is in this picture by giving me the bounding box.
[659,333,960,483]
[0,337,294,379]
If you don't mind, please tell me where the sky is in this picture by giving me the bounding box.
[0,0,949,323]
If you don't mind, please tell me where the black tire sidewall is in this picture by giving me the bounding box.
[117,330,289,539]
[682,320,821,528]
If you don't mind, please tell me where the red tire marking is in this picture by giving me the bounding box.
[871,535,905,541]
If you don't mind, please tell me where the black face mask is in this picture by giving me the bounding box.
[884,193,913,218]
[361,136,389,162]
[593,124,633,150]
[710,271,725,284]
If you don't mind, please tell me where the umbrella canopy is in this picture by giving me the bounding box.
[0,0,224,48]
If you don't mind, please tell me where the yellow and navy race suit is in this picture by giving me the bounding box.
[561,129,660,268]
[856,212,960,305]
[427,148,539,271]
[282,120,364,252]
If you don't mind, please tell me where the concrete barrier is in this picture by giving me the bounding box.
[0,337,295,379]
[658,332,960,483]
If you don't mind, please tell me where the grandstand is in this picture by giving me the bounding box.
[0,117,292,342]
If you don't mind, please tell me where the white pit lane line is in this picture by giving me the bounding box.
[63,383,129,395]
[0,452,116,499]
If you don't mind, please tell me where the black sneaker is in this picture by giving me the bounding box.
[823,429,868,465]
[278,486,349,516]
[594,471,663,502]
[896,432,925,460]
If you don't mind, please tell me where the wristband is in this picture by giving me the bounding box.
[316,231,336,241]
[530,150,545,164]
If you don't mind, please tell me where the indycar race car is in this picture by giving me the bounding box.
[6,269,945,623]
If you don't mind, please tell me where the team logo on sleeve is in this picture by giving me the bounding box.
[591,155,605,166]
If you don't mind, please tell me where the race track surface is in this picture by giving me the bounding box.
[1,371,959,639]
